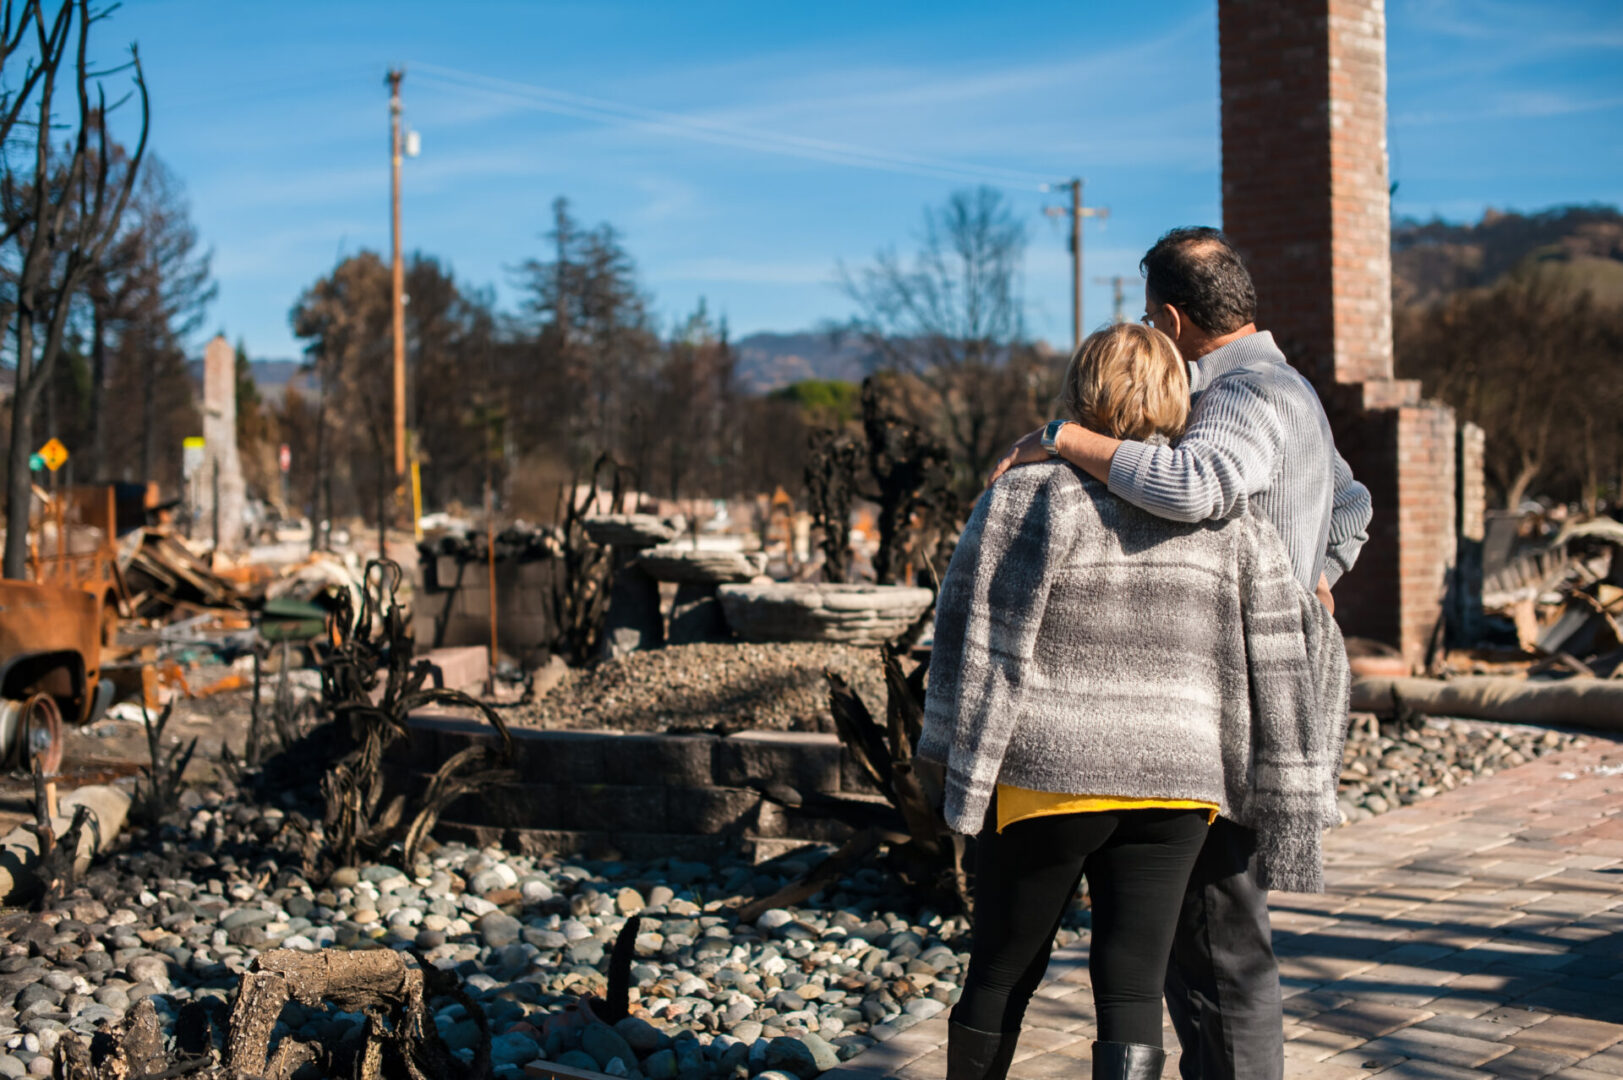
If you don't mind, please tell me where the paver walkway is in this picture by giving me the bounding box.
[827,733,1623,1079]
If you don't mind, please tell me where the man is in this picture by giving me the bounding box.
[990,226,1372,1080]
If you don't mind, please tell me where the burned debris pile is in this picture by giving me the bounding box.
[123,532,249,622]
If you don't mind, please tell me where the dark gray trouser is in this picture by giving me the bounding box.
[1163,817,1284,1080]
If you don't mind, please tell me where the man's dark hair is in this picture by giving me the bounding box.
[1139,226,1257,335]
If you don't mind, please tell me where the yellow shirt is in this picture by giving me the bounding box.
[997,784,1220,833]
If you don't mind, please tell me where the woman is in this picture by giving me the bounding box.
[919,323,1347,1080]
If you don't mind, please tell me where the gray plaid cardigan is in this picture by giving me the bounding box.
[918,461,1351,893]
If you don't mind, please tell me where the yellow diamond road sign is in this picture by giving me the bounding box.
[37,438,68,473]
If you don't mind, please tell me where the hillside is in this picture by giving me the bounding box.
[730,330,883,394]
[1392,205,1623,307]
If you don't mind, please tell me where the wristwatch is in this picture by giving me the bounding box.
[1041,419,1072,457]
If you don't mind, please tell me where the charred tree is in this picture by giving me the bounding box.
[860,376,958,587]
[804,429,861,582]
[2,0,148,578]
[548,453,632,665]
[314,559,516,875]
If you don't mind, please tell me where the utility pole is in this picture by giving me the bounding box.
[1045,178,1109,353]
[387,68,407,486]
[1094,275,1131,324]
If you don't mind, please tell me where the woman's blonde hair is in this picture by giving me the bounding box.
[1057,323,1189,441]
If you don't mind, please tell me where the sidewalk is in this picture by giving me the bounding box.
[827,734,1623,1079]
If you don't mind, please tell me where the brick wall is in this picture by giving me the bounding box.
[1219,0,1468,664]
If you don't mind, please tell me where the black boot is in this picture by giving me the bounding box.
[947,1022,1021,1080]
[1091,1040,1166,1080]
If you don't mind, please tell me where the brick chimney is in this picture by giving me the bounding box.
[1219,0,1470,668]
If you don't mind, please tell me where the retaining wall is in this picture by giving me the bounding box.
[393,715,886,863]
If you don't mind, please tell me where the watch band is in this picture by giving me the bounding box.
[1041,419,1070,456]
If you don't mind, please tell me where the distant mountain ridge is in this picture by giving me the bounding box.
[1392,205,1623,307]
[730,330,883,394]
[244,360,304,400]
[230,341,876,399]
[187,358,305,402]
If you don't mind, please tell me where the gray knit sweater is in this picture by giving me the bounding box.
[918,461,1351,893]
[1107,331,1372,591]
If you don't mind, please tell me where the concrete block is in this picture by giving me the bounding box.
[557,783,669,833]
[662,786,761,835]
[601,733,717,788]
[777,809,859,844]
[404,713,500,759]
[752,798,789,839]
[511,731,613,783]
[417,646,489,695]
[507,585,553,616]
[435,555,463,586]
[713,731,843,793]
[515,560,555,588]
[491,782,566,829]
[454,586,492,619]
[402,720,614,785]
[437,614,491,649]
[744,836,833,865]
[496,614,553,651]
[393,721,447,770]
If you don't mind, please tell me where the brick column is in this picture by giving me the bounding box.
[1219,0,1464,667]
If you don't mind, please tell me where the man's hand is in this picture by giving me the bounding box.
[987,429,1049,487]
[1315,573,1335,615]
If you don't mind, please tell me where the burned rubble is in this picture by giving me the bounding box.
[0,698,1591,1080]
[0,378,1615,1080]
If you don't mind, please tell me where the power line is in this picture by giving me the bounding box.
[410,61,1055,192]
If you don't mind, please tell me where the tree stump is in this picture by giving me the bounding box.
[226,948,479,1080]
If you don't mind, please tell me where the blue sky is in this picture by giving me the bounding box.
[96,0,1623,362]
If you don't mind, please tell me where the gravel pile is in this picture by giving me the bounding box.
[514,643,887,734]
[0,782,1076,1080]
[1336,715,1582,822]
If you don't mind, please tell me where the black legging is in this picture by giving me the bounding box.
[954,807,1210,1046]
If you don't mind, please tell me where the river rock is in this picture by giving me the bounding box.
[581,1022,637,1072]
[477,913,521,949]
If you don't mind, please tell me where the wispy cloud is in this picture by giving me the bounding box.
[1395,90,1623,126]
[209,218,371,280]
[628,177,702,227]
[657,256,834,286]
[401,11,1217,190]
[1396,0,1623,51]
